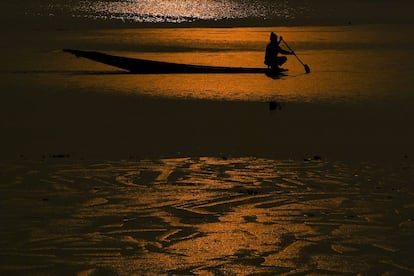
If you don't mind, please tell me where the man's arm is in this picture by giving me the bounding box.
[279,48,294,55]
[278,37,294,55]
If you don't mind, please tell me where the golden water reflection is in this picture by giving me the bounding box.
[2,158,413,274]
[42,25,412,102]
[4,25,413,102]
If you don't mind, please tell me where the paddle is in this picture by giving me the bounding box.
[281,39,311,74]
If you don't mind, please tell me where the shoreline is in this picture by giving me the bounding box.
[1,156,413,274]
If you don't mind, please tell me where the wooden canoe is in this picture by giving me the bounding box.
[63,49,285,75]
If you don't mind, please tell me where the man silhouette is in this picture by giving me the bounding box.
[264,32,294,71]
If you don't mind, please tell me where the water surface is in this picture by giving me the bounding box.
[4,25,414,103]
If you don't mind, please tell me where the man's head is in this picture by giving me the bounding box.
[270,32,277,43]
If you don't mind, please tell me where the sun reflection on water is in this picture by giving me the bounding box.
[45,0,304,23]
[74,0,266,22]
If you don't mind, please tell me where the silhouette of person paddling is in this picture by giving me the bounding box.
[264,32,294,71]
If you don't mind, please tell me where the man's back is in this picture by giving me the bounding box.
[264,42,280,66]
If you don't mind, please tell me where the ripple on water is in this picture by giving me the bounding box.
[1,157,413,274]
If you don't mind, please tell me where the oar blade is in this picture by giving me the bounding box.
[304,64,311,74]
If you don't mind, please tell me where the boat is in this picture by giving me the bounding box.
[63,49,286,75]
